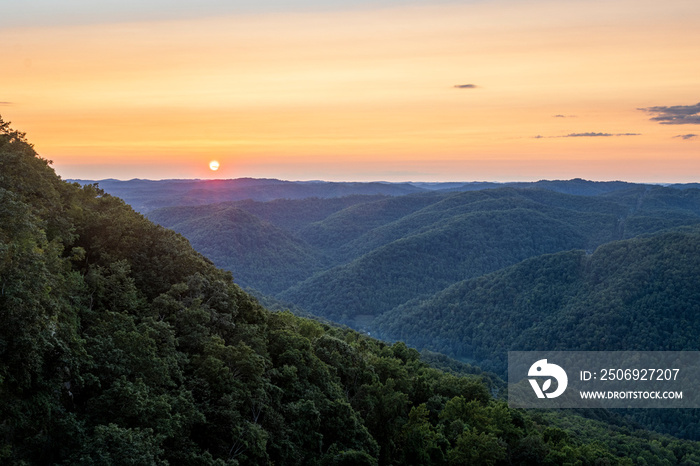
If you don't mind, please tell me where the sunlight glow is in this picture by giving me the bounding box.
[2,0,699,181]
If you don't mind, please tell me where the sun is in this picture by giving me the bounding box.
[209,160,220,171]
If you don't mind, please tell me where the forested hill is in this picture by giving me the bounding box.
[11,121,700,463]
[370,227,700,440]
[148,184,700,327]
[374,227,700,375]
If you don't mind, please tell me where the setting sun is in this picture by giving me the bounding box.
[3,0,699,182]
[209,160,220,171]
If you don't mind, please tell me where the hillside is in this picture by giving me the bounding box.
[279,189,624,324]
[371,226,700,439]
[374,227,700,374]
[147,195,389,293]
[147,204,329,293]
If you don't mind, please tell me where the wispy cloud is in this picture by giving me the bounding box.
[674,134,698,140]
[533,132,641,139]
[453,84,477,89]
[553,114,576,118]
[562,132,640,137]
[639,102,700,125]
[0,101,12,106]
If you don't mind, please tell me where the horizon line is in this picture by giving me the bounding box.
[62,176,683,186]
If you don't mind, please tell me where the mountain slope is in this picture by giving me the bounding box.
[302,187,636,263]
[281,207,592,323]
[280,187,700,325]
[374,227,700,375]
[147,203,329,293]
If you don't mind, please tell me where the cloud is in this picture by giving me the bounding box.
[674,134,698,140]
[453,84,477,89]
[553,114,576,118]
[562,132,640,137]
[639,102,700,125]
[0,102,12,105]
[533,132,641,139]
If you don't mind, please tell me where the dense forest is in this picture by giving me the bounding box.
[373,227,700,365]
[5,122,700,464]
[148,181,700,331]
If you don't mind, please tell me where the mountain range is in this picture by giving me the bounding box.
[9,118,700,463]
[140,180,700,442]
[143,183,700,333]
[70,176,693,214]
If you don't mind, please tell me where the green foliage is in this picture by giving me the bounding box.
[149,204,330,294]
[71,424,167,466]
[374,227,700,374]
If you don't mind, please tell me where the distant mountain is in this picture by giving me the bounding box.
[435,178,648,196]
[280,190,607,323]
[148,204,329,293]
[395,178,649,196]
[280,186,700,325]
[69,178,427,213]
[69,177,670,214]
[509,178,646,195]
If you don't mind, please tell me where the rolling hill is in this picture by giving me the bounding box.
[149,185,700,331]
[374,226,700,374]
[74,177,661,215]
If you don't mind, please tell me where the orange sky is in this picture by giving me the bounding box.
[2,0,699,182]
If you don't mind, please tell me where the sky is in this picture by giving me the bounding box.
[2,0,699,182]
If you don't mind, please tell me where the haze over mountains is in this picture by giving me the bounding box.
[72,177,677,214]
